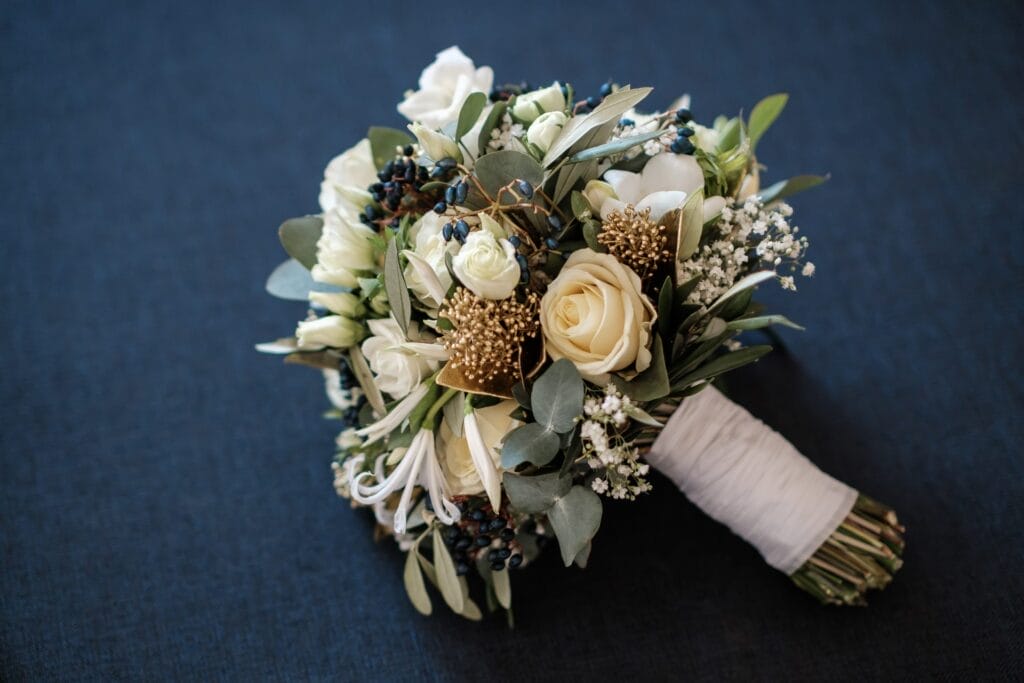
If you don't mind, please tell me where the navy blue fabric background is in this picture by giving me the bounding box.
[3,1,1022,680]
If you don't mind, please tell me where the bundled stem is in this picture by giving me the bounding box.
[790,495,905,606]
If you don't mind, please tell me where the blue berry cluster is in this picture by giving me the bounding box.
[336,357,366,424]
[670,108,696,155]
[435,501,522,574]
[575,80,613,114]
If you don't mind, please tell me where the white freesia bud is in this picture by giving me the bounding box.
[737,165,760,201]
[409,122,462,163]
[296,315,364,350]
[311,210,378,288]
[526,110,567,153]
[318,138,378,215]
[452,230,520,300]
[361,319,443,399]
[397,46,494,129]
[582,179,617,214]
[308,291,364,317]
[403,213,457,310]
[511,82,565,123]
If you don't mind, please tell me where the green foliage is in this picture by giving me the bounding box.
[476,101,507,155]
[542,87,652,165]
[547,486,603,567]
[278,216,323,269]
[748,93,788,151]
[530,359,584,432]
[456,92,487,142]
[403,544,431,616]
[265,259,344,301]
[500,423,561,468]
[613,336,669,402]
[473,150,545,198]
[670,345,772,392]
[503,472,572,513]
[674,189,705,262]
[383,238,411,337]
[565,128,665,164]
[368,127,413,169]
[727,314,804,331]
[758,174,828,204]
[433,527,465,613]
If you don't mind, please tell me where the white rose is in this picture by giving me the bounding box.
[403,213,457,310]
[361,318,443,399]
[318,138,378,215]
[311,210,378,288]
[296,315,365,350]
[408,122,462,163]
[308,291,364,317]
[540,249,657,382]
[511,82,565,123]
[526,110,567,153]
[397,46,494,129]
[452,229,520,300]
[437,400,519,496]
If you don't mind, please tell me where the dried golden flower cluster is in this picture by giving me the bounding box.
[598,205,671,280]
[441,288,540,383]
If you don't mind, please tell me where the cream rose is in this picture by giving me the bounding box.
[526,110,567,154]
[540,249,657,381]
[403,213,457,310]
[360,318,445,399]
[437,400,519,497]
[318,138,377,215]
[452,229,520,300]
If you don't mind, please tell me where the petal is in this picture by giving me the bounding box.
[640,153,704,195]
[603,169,642,205]
[703,195,727,222]
[636,190,688,222]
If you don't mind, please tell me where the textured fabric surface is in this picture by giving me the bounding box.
[2,1,1022,680]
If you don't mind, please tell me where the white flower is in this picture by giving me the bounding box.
[540,249,657,382]
[525,110,567,153]
[361,318,446,399]
[336,427,362,450]
[452,229,519,300]
[598,153,724,223]
[296,315,364,350]
[350,428,460,534]
[355,382,430,445]
[402,213,457,310]
[408,122,462,163]
[311,210,378,288]
[511,82,565,123]
[318,138,378,215]
[308,291,364,317]
[690,122,720,154]
[397,46,494,129]
[437,400,518,510]
[802,262,816,277]
[582,179,616,215]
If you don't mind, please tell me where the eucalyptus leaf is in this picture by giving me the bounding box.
[456,92,487,142]
[726,315,805,331]
[547,486,603,567]
[278,216,323,270]
[671,345,772,391]
[384,238,412,337]
[582,220,604,252]
[433,528,465,613]
[748,93,788,151]
[565,128,665,164]
[500,423,561,469]
[543,87,652,165]
[574,542,592,569]
[570,190,591,220]
[368,126,413,169]
[474,150,544,198]
[530,359,584,433]
[758,174,828,204]
[403,547,432,616]
[266,258,345,301]
[492,566,511,609]
[502,471,571,514]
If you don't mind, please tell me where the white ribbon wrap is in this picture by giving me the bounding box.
[647,386,857,574]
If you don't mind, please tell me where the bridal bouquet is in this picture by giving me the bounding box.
[259,47,905,620]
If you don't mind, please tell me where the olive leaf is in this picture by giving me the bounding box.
[758,174,828,204]
[383,237,412,337]
[456,92,487,142]
[748,93,788,151]
[403,546,432,616]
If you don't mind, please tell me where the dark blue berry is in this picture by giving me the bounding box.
[456,562,470,576]
[489,518,506,532]
[508,235,521,248]
[516,179,534,198]
[487,549,500,562]
[475,534,491,547]
[675,108,692,123]
[519,271,529,284]
[599,81,612,97]
[499,528,515,542]
[546,215,562,231]
[508,554,523,568]
[364,204,378,220]
[403,144,414,156]
[445,185,456,204]
[454,220,470,240]
[404,164,415,182]
[469,509,485,522]
[586,95,601,109]
[490,561,506,571]
[455,537,471,551]
[497,548,511,560]
[515,254,528,270]
[545,237,559,250]
[678,126,694,137]
[619,118,635,127]
[430,166,445,179]
[455,181,468,204]
[671,139,695,155]
[442,222,454,241]
[438,157,457,169]
[433,201,447,214]
[445,526,460,541]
